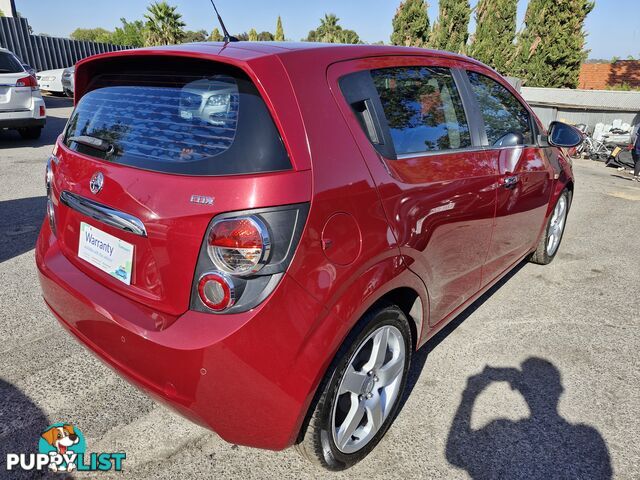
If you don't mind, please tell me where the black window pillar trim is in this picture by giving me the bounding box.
[338,70,397,160]
[451,68,488,147]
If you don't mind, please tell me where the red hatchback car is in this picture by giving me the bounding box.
[36,42,581,469]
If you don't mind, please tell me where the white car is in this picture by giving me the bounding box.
[36,67,65,94]
[0,48,46,139]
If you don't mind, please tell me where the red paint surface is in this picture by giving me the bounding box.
[37,43,574,450]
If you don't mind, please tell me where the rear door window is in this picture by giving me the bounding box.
[64,71,291,176]
[370,66,471,156]
[0,51,23,74]
[467,71,533,146]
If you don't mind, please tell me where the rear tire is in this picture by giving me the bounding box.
[529,188,571,265]
[18,126,42,140]
[295,304,412,470]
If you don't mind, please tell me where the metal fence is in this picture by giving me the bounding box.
[0,16,131,72]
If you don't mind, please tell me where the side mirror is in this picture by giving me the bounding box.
[494,131,525,148]
[548,121,583,148]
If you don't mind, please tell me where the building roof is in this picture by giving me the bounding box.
[521,86,640,112]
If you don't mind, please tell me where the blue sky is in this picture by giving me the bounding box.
[15,0,639,60]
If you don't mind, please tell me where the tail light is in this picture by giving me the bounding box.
[16,75,38,91]
[207,217,270,275]
[197,272,236,311]
[191,203,309,314]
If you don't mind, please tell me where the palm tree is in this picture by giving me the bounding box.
[317,14,341,43]
[144,1,186,46]
[304,13,361,44]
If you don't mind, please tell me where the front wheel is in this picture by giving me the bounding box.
[529,188,571,265]
[296,304,412,470]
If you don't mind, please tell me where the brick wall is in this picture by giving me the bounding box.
[579,61,640,90]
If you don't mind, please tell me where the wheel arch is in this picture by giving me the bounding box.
[291,263,428,446]
[367,286,423,351]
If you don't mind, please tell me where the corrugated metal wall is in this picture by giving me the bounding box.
[529,105,640,129]
[0,17,131,71]
[551,109,640,128]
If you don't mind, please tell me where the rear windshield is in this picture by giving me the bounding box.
[0,51,23,74]
[64,69,291,176]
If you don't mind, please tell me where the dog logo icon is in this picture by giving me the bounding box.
[39,423,85,472]
[6,421,125,473]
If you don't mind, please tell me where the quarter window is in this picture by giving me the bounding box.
[467,71,533,146]
[371,67,471,156]
[0,51,23,74]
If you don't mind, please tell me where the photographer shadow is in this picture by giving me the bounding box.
[0,379,50,478]
[445,358,612,480]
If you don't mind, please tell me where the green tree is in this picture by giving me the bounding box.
[391,0,430,47]
[316,13,341,42]
[468,0,517,74]
[511,0,594,87]
[305,14,361,44]
[110,18,145,47]
[235,32,249,41]
[248,28,258,41]
[70,27,113,43]
[183,29,208,43]
[209,27,223,41]
[429,0,470,53]
[144,1,186,47]
[337,29,361,44]
[275,15,285,41]
[257,31,274,41]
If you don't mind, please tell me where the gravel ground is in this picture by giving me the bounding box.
[0,96,638,479]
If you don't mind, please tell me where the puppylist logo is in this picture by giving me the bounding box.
[6,423,125,473]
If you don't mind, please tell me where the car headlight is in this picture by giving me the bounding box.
[206,94,230,107]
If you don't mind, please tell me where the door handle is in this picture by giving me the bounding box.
[501,175,519,189]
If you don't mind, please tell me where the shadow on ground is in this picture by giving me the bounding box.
[610,174,637,182]
[396,262,612,479]
[0,196,46,263]
[0,379,50,479]
[445,357,612,479]
[399,261,529,411]
[0,95,71,149]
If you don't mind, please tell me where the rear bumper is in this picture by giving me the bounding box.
[0,95,46,129]
[36,220,325,450]
[0,117,45,128]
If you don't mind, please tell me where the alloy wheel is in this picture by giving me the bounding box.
[547,195,567,256]
[331,325,406,454]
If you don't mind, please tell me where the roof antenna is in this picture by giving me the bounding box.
[209,0,239,43]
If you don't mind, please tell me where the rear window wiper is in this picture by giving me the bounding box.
[68,135,114,153]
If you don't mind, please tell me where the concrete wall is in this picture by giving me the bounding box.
[0,0,16,17]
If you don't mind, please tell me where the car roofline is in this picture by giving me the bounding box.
[75,42,490,72]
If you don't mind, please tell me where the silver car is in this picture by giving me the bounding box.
[179,76,237,127]
[62,66,74,98]
[0,47,46,139]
